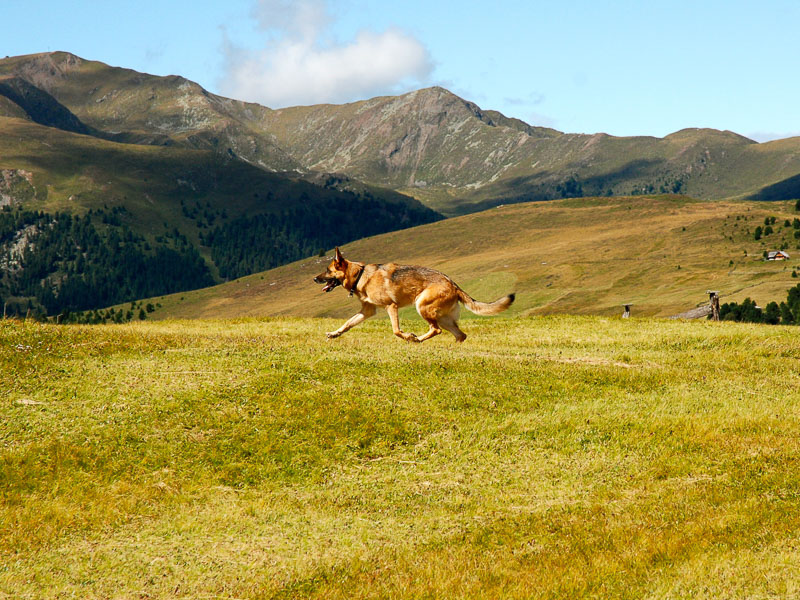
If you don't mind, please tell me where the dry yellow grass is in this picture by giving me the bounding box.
[145,196,800,323]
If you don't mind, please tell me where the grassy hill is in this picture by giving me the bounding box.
[0,114,439,315]
[0,116,434,233]
[3,316,799,598]
[0,75,94,135]
[143,195,800,323]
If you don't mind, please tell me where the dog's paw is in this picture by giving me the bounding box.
[326,331,341,339]
[406,333,420,343]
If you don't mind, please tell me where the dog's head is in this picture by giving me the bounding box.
[313,247,348,293]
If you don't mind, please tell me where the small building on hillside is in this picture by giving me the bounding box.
[766,250,790,261]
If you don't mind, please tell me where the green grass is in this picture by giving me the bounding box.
[2,316,800,598]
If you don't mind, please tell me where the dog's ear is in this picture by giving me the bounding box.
[334,247,344,264]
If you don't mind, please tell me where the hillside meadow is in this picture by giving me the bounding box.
[144,196,800,322]
[2,315,800,598]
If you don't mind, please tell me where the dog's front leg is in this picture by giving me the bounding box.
[386,304,419,342]
[326,303,376,338]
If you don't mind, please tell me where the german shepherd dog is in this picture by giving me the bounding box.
[314,248,515,343]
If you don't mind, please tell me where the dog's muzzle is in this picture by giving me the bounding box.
[314,276,341,293]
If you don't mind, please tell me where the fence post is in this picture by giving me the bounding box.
[707,291,720,321]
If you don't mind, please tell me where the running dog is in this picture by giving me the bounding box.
[313,248,515,343]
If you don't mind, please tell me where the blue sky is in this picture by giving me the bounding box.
[5,0,799,141]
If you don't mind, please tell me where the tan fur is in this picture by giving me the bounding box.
[314,248,515,343]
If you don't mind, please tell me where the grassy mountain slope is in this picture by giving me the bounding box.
[145,196,800,322]
[0,51,298,170]
[0,75,94,135]
[0,116,398,232]
[260,88,800,214]
[0,114,440,314]
[0,115,433,229]
[0,93,30,120]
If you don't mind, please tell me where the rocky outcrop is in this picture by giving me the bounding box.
[0,169,35,206]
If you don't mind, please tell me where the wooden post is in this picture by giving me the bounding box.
[622,303,632,318]
[707,291,720,321]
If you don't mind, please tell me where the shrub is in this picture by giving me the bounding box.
[764,302,781,325]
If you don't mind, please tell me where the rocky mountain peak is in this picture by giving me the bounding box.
[1,51,85,93]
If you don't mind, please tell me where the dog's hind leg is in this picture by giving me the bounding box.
[438,308,467,343]
[416,317,442,342]
[326,302,376,338]
[386,304,419,342]
[414,297,443,342]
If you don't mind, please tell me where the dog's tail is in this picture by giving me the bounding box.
[457,289,515,316]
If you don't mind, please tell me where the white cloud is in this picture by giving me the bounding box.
[251,0,329,42]
[220,0,433,107]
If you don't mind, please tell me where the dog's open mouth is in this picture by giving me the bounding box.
[321,279,341,293]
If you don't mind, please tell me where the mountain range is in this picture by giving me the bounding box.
[5,52,800,213]
[1,51,800,316]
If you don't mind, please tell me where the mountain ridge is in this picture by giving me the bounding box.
[0,51,299,170]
